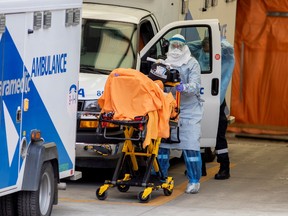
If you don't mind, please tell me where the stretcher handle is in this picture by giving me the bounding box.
[146,57,171,67]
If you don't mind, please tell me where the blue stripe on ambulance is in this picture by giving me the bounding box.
[0,27,22,189]
[0,28,72,189]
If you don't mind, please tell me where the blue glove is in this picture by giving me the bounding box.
[176,82,184,92]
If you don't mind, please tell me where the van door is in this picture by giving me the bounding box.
[0,13,26,191]
[140,19,221,148]
[0,17,4,132]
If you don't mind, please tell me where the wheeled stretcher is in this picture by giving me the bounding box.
[95,66,180,203]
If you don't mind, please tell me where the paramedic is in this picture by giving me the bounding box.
[157,34,203,194]
[188,36,210,71]
[214,37,235,180]
[195,36,235,179]
[198,37,210,71]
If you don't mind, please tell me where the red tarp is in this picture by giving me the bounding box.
[228,0,288,135]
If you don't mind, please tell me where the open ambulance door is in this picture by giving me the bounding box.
[139,19,221,148]
[0,13,27,192]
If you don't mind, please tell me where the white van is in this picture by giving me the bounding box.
[76,0,221,169]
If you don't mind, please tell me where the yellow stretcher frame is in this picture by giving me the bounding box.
[95,116,174,203]
[95,80,180,203]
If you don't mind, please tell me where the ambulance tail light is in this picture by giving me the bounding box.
[30,129,42,142]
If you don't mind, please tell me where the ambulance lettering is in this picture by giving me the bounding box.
[78,88,85,97]
[96,90,103,97]
[77,89,104,98]
[200,87,204,95]
[31,53,67,77]
[0,72,31,96]
[69,84,77,105]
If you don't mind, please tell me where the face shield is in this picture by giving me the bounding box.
[169,40,186,51]
[170,41,185,51]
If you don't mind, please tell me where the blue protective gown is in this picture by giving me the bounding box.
[220,38,235,104]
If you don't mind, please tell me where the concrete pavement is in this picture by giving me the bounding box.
[53,134,288,216]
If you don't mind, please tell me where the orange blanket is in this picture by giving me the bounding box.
[98,68,176,147]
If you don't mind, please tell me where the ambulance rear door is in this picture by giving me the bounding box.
[0,12,27,193]
[140,19,221,148]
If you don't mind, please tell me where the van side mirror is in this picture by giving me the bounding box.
[161,39,169,54]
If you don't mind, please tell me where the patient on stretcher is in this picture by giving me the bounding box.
[98,68,178,148]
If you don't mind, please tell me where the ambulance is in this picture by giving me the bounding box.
[0,0,82,215]
[76,0,234,169]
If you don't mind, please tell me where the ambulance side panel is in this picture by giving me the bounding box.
[0,4,81,196]
[22,8,81,180]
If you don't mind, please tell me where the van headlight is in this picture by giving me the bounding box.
[78,100,118,129]
[83,100,101,112]
[78,100,100,129]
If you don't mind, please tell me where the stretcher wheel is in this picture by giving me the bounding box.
[96,188,108,200]
[163,188,173,196]
[137,191,151,203]
[117,185,130,192]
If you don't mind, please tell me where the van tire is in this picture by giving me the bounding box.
[18,162,55,216]
[0,194,16,216]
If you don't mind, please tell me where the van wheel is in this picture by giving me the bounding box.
[18,162,55,216]
[0,194,17,216]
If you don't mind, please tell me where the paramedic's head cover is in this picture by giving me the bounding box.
[166,34,192,67]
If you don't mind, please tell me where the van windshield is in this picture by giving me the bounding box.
[80,19,137,73]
